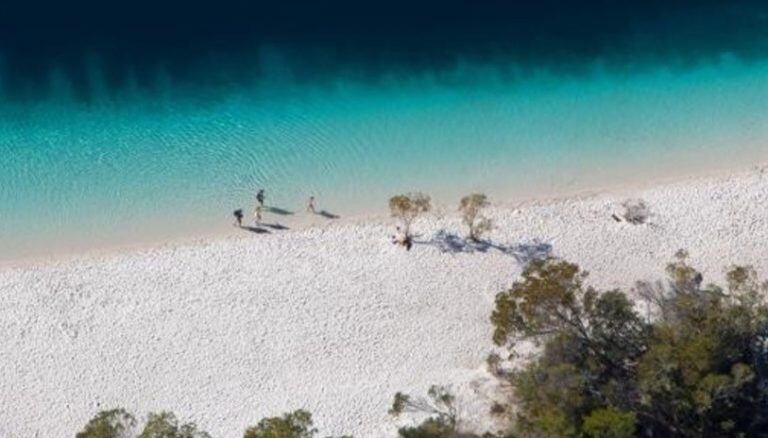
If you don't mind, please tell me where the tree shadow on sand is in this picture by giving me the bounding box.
[414,230,553,264]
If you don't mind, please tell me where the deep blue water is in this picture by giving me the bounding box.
[2,1,768,259]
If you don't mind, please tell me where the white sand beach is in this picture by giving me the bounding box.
[1,167,768,437]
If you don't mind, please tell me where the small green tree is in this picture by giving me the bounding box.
[581,407,635,438]
[140,411,211,438]
[76,409,137,438]
[491,257,647,363]
[389,193,431,239]
[459,193,492,241]
[632,255,768,436]
[243,410,316,438]
[492,254,768,437]
[389,386,457,438]
[396,417,457,438]
[77,410,210,438]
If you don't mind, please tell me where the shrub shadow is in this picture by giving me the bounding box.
[414,229,552,264]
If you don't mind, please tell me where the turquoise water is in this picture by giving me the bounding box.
[2,58,768,259]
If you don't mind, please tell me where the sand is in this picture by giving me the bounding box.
[1,167,767,437]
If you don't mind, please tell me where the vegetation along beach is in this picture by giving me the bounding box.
[2,1,768,436]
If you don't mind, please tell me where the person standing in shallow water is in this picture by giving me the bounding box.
[306,196,316,214]
[233,209,244,227]
[256,189,265,207]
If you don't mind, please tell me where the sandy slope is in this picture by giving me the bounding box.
[1,168,767,437]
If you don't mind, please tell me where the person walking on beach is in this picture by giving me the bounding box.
[233,209,244,227]
[256,189,265,207]
[306,196,316,214]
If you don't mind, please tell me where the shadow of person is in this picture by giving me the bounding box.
[266,206,294,215]
[317,210,340,219]
[240,226,271,234]
[262,223,290,230]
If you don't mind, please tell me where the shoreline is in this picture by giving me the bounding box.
[2,159,765,270]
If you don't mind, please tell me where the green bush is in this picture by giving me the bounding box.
[389,386,457,437]
[397,416,456,438]
[77,410,209,438]
[459,193,492,241]
[581,408,635,438]
[76,409,136,438]
[491,253,768,436]
[140,411,210,438]
[389,192,431,238]
[243,410,316,438]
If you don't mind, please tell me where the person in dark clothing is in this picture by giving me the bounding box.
[256,189,265,207]
[391,226,413,250]
[233,209,244,227]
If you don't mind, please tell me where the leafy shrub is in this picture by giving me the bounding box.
[491,254,768,437]
[77,410,209,438]
[76,409,137,438]
[581,407,635,438]
[620,199,650,224]
[243,409,316,438]
[389,193,431,238]
[397,416,456,438]
[78,409,322,438]
[140,411,210,438]
[459,193,492,241]
[389,386,457,437]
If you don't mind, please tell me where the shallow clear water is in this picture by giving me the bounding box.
[2,58,768,259]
